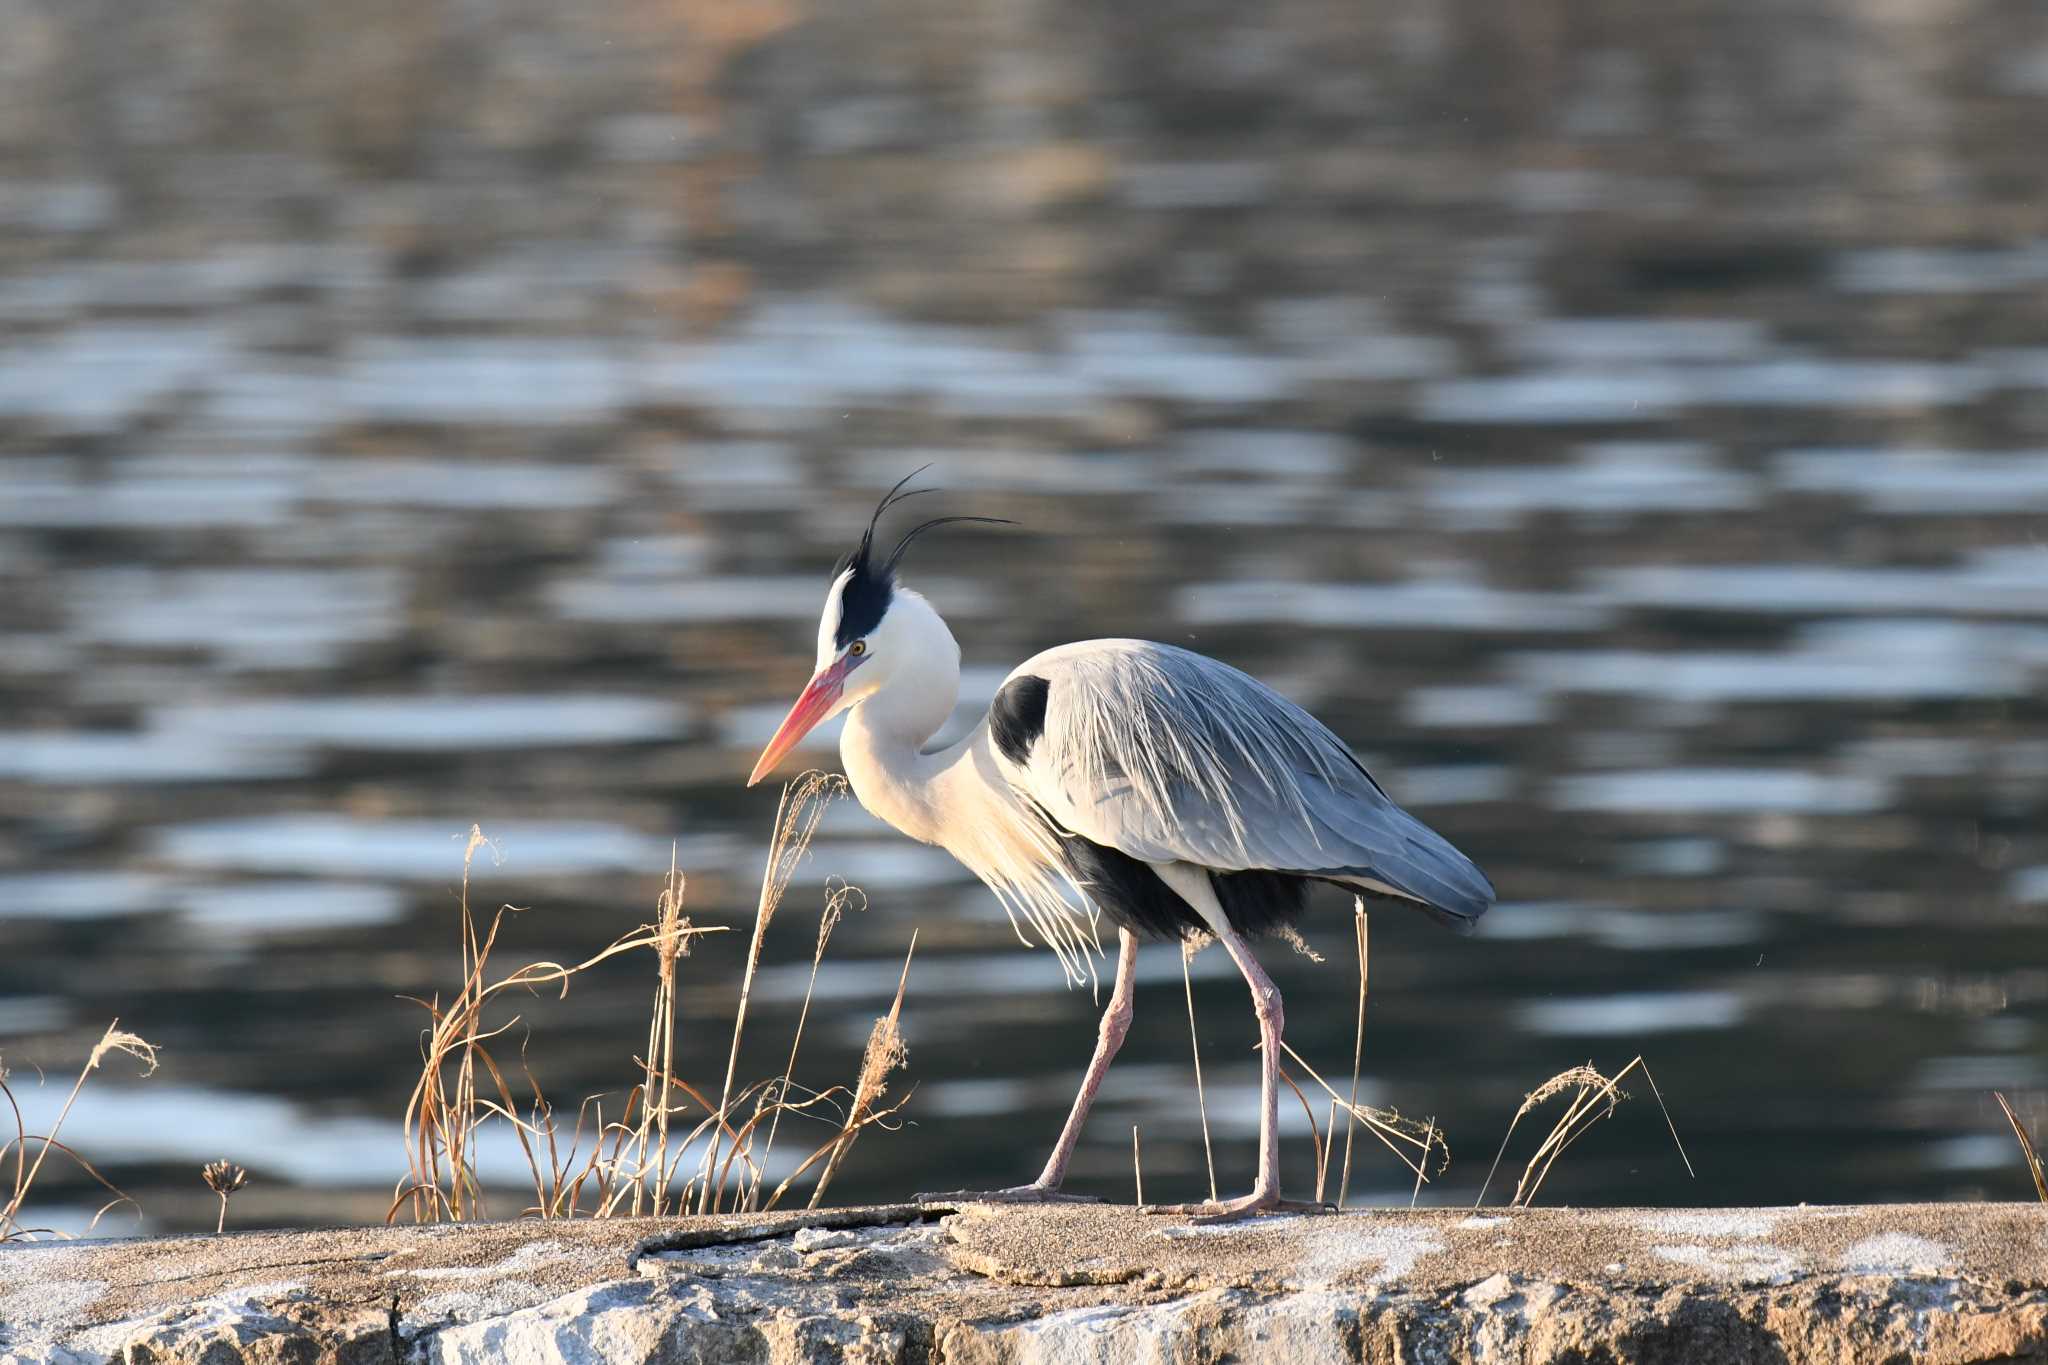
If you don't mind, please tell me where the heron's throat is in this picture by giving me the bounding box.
[837,594,962,845]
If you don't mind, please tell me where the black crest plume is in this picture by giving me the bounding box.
[830,467,1012,646]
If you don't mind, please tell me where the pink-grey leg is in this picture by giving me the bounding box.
[1030,926,1140,1190]
[1137,865,1331,1222]
[917,927,1140,1204]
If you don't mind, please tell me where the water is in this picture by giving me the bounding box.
[2,0,2046,1235]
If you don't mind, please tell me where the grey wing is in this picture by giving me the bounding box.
[1008,640,1495,922]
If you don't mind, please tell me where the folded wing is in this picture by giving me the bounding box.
[999,639,1495,923]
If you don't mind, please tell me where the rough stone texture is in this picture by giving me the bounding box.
[1,1203,2043,1363]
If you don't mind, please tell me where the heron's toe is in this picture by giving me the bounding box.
[1142,1192,1332,1223]
[915,1184,1099,1206]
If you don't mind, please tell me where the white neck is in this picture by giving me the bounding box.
[837,590,963,846]
[832,587,1103,984]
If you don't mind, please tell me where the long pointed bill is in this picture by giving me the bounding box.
[748,658,852,787]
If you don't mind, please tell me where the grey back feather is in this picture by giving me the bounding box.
[1009,640,1494,921]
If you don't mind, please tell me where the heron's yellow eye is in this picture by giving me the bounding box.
[849,639,867,657]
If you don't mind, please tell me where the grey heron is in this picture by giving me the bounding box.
[748,475,1495,1219]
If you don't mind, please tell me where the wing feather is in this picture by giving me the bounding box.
[1000,640,1494,921]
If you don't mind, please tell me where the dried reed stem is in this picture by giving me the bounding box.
[1338,902,1367,1209]
[1181,943,1218,1202]
[754,880,862,1209]
[0,1021,156,1241]
[702,772,843,1214]
[1993,1092,2046,1202]
[1316,1098,1337,1203]
[633,846,690,1216]
[1278,1039,1448,1183]
[805,931,916,1210]
[396,827,723,1225]
[1477,1055,1692,1208]
[1279,1064,1323,1188]
[1410,1118,1434,1206]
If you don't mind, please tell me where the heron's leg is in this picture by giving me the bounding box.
[1140,863,1330,1222]
[1030,925,1141,1189]
[916,927,1139,1205]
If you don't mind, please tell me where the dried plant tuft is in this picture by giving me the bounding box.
[202,1160,248,1234]
[1477,1055,1692,1208]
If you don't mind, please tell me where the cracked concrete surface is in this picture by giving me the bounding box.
[0,1202,2043,1362]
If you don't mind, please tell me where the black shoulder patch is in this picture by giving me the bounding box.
[989,674,1050,764]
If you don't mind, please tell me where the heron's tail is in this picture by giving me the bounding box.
[1325,806,1496,932]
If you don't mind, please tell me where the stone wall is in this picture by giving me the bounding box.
[2,1202,2044,1362]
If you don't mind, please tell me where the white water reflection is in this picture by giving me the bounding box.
[1403,684,1554,729]
[1835,243,2048,294]
[152,815,723,880]
[152,694,688,751]
[66,568,406,669]
[5,1083,406,1186]
[1394,765,1512,806]
[1179,572,1606,632]
[1513,619,2046,705]
[1552,768,1890,815]
[1479,902,1764,951]
[1774,448,2048,514]
[1419,355,1996,426]
[1596,549,2048,617]
[0,731,305,784]
[0,997,67,1033]
[1425,443,1755,528]
[0,872,440,936]
[174,882,407,935]
[0,694,688,787]
[343,338,630,424]
[1515,989,1745,1036]
[310,458,620,510]
[1910,1055,2048,1090]
[1700,357,1990,409]
[0,455,303,529]
[1506,318,1767,364]
[0,872,164,920]
[1418,369,1689,425]
[0,324,232,433]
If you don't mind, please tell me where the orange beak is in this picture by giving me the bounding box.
[747,656,855,787]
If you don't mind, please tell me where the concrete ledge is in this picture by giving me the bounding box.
[1,1202,2043,1363]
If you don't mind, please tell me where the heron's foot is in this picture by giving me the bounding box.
[1142,1189,1333,1224]
[914,1182,1099,1206]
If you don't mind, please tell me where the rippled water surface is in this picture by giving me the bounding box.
[2,0,2046,1234]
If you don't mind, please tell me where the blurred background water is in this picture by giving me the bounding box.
[2,0,2046,1234]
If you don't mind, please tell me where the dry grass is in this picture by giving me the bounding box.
[0,1021,158,1241]
[1173,895,1452,1203]
[202,1160,248,1234]
[393,774,918,1225]
[753,877,864,1206]
[795,933,915,1210]
[1180,939,1219,1202]
[1278,1038,1449,1190]
[1242,899,1448,1198]
[1993,1091,2046,1202]
[700,771,842,1213]
[1477,1056,1693,1208]
[1338,902,1368,1207]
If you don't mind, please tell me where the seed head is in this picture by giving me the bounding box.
[202,1160,248,1197]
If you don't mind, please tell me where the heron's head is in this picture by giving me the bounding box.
[748,473,1007,786]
